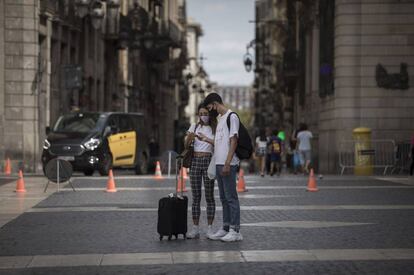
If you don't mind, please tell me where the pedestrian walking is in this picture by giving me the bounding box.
[265,127,272,175]
[410,132,414,176]
[269,129,282,176]
[203,92,243,242]
[255,129,268,177]
[296,123,313,174]
[185,103,217,239]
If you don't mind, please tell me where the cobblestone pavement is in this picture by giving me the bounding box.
[1,173,414,274]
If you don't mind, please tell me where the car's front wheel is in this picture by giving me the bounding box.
[98,153,112,176]
[135,154,148,175]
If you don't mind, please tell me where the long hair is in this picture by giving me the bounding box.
[259,129,266,141]
[198,103,217,134]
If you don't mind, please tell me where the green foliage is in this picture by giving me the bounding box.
[230,107,253,129]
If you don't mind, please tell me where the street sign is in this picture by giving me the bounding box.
[44,158,76,192]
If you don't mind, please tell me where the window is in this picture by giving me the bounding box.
[53,113,100,133]
[118,115,133,132]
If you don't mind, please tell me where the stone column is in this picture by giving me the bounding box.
[2,0,40,172]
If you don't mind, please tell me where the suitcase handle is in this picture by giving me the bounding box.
[175,156,184,197]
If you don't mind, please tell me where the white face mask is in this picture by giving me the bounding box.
[200,116,210,124]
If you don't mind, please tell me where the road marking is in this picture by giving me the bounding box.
[27,204,414,213]
[241,221,374,228]
[2,249,414,269]
[60,185,414,191]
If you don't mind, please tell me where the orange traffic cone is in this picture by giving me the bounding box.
[106,169,117,193]
[307,168,318,192]
[4,158,11,175]
[177,168,187,192]
[237,169,248,192]
[15,170,26,193]
[183,168,189,179]
[154,161,164,180]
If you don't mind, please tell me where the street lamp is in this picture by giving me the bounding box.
[243,51,253,72]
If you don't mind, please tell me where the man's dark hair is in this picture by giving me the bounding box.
[203,92,223,106]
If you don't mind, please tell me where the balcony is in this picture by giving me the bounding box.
[158,19,183,48]
[40,0,79,26]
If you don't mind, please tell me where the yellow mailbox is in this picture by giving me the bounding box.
[352,127,373,176]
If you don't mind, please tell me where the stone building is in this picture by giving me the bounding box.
[0,0,189,173]
[216,86,253,111]
[253,0,414,173]
[183,18,211,125]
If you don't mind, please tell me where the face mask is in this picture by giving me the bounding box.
[200,116,209,124]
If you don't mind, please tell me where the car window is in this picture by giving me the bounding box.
[119,115,133,132]
[107,115,118,129]
[53,113,100,133]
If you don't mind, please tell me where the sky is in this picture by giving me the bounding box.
[186,0,255,86]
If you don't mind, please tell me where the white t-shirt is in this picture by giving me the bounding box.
[187,123,214,153]
[255,137,268,149]
[214,110,240,166]
[297,130,313,151]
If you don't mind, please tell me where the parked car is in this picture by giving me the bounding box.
[42,112,149,176]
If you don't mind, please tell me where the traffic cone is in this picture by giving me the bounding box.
[106,169,117,193]
[15,170,26,193]
[183,168,189,179]
[4,158,11,175]
[154,161,164,180]
[177,168,187,192]
[307,168,318,192]
[237,169,248,192]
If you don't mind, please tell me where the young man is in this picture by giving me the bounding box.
[203,93,242,242]
[296,123,313,174]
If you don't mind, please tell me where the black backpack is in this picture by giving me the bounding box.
[226,112,253,160]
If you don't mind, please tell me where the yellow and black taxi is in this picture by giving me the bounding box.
[42,112,149,176]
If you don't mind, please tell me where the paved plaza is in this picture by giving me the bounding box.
[0,173,414,274]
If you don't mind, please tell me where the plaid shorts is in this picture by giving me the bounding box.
[189,155,215,222]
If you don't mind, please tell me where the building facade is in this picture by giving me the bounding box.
[253,0,414,173]
[253,0,293,134]
[0,0,189,173]
[183,18,212,125]
[217,86,254,111]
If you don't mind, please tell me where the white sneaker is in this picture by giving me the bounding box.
[187,226,200,239]
[207,229,228,240]
[221,229,243,242]
[206,225,214,239]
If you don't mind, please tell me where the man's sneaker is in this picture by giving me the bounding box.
[207,229,228,240]
[221,229,243,242]
[206,225,215,239]
[187,226,200,239]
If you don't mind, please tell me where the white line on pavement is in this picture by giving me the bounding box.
[2,249,414,269]
[59,185,414,191]
[26,204,414,213]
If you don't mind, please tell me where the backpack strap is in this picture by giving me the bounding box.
[226,112,239,132]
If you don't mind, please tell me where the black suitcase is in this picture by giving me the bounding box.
[157,156,188,240]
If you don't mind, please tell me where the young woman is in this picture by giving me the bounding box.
[255,129,268,177]
[185,103,217,239]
